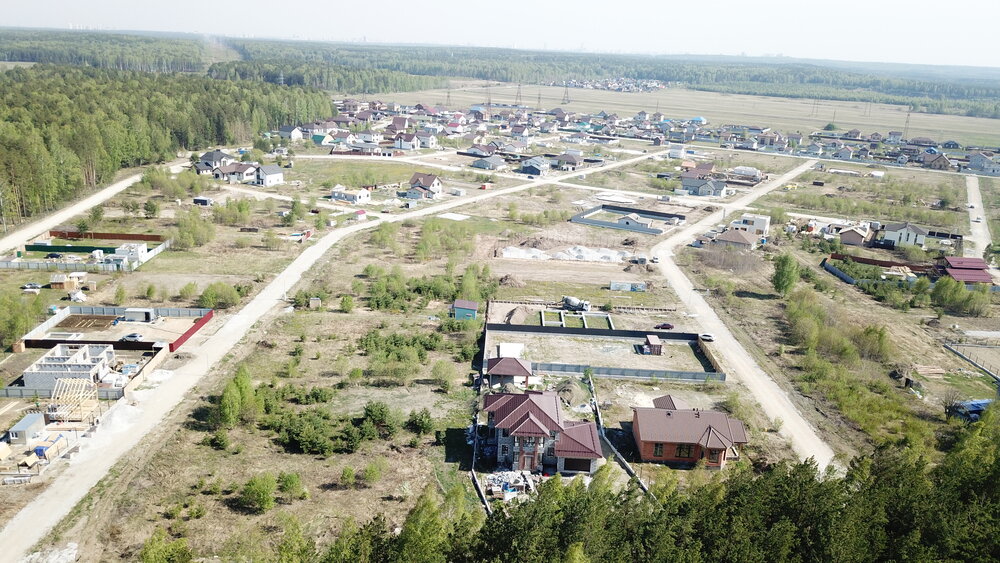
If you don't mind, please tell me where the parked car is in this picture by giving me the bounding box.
[120,333,144,342]
[45,252,63,259]
[974,216,983,223]
[21,283,42,290]
[699,333,715,342]
[654,323,674,330]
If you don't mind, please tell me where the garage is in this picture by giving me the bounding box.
[562,458,593,473]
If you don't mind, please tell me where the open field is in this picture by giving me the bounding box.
[382,83,1000,147]
[758,164,969,232]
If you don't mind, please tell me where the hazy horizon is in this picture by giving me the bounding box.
[5,0,1000,70]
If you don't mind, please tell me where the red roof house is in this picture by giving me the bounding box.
[484,391,602,474]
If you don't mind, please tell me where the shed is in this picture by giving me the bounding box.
[49,274,77,290]
[450,299,479,320]
[123,308,157,322]
[9,413,46,446]
[644,335,662,356]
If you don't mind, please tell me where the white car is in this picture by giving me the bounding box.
[974,216,983,223]
[699,333,716,342]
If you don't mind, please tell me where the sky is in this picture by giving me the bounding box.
[5,0,1000,68]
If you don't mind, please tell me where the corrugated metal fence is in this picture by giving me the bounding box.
[534,362,725,382]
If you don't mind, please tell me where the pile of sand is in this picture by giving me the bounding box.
[504,306,532,325]
[499,274,525,287]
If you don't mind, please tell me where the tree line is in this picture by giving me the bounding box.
[207,61,445,93]
[0,30,205,72]
[226,38,1000,118]
[0,65,334,227]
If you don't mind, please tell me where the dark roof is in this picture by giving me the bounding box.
[632,407,748,449]
[652,395,691,410]
[944,256,989,270]
[883,222,929,236]
[486,357,532,378]
[946,268,993,284]
[716,229,757,246]
[452,299,479,311]
[201,149,232,162]
[409,172,440,188]
[556,421,602,459]
[484,392,601,458]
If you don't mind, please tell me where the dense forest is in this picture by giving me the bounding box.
[143,412,1000,561]
[207,61,445,93]
[0,65,333,226]
[228,39,1000,117]
[0,30,205,72]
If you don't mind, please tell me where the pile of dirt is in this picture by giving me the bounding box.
[622,238,638,247]
[556,379,586,405]
[520,238,546,249]
[505,306,532,325]
[499,274,525,288]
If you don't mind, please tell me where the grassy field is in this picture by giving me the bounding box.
[758,166,969,231]
[380,83,1000,147]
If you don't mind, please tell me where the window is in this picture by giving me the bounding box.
[675,444,694,458]
[546,447,555,457]
[653,443,664,457]
[500,445,509,457]
[708,449,720,463]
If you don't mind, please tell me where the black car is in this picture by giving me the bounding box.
[45,252,63,259]
[654,323,674,330]
[21,283,42,290]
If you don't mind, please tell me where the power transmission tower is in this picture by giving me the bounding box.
[278,70,284,86]
[902,109,911,140]
[445,88,451,106]
[811,99,818,117]
[514,82,522,106]
[537,89,542,108]
[561,82,571,104]
[486,85,492,120]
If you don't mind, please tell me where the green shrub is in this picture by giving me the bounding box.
[238,473,277,514]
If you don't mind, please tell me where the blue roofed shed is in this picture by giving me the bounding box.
[451,299,479,320]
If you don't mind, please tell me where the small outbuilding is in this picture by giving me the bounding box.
[450,299,479,320]
[8,413,46,446]
[123,308,157,322]
[644,335,662,355]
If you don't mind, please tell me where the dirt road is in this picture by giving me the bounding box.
[964,175,992,258]
[0,159,189,254]
[651,160,837,470]
[5,147,671,561]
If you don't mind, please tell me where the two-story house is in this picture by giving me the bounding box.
[484,391,602,474]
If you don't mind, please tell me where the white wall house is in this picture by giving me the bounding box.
[331,186,371,204]
[881,222,928,247]
[729,213,771,236]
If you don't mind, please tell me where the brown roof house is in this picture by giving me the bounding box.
[632,395,748,469]
[714,229,758,250]
[485,357,539,388]
[484,391,603,474]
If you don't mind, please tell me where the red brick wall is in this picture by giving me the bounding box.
[632,411,724,467]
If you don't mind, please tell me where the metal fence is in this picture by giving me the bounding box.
[485,323,699,341]
[533,362,725,381]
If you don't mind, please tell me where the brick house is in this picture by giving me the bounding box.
[484,391,602,474]
[631,395,748,469]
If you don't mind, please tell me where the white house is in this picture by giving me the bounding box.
[618,213,654,228]
[278,126,303,141]
[414,131,439,149]
[256,165,285,187]
[881,222,929,247]
[199,149,235,169]
[331,186,371,204]
[409,172,443,194]
[729,213,771,237]
[393,133,421,151]
[357,130,383,144]
[114,243,148,263]
[22,344,116,390]
[968,152,1000,174]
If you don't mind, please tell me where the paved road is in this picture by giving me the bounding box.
[964,175,992,258]
[651,160,837,470]
[0,159,189,255]
[5,146,671,561]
